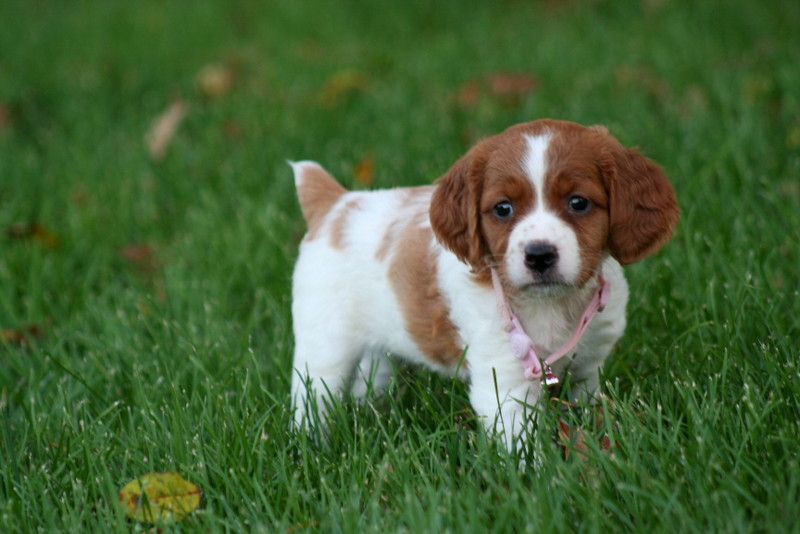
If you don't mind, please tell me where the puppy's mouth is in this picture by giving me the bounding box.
[528,279,570,288]
[517,278,574,297]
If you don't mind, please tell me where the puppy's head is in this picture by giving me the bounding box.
[430,119,679,294]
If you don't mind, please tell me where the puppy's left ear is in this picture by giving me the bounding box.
[602,140,680,265]
[430,143,491,270]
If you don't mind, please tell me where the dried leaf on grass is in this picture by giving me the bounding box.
[0,102,10,131]
[614,65,670,100]
[354,154,375,186]
[118,472,201,523]
[222,119,243,141]
[145,100,188,161]
[457,71,537,108]
[196,63,235,98]
[554,397,616,462]
[318,69,369,107]
[6,222,60,248]
[120,244,159,273]
[487,72,537,97]
[2,324,45,346]
[787,126,800,150]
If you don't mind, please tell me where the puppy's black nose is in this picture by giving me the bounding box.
[524,242,558,274]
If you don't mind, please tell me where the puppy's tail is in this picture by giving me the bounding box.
[289,160,347,228]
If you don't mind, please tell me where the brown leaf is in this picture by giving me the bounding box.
[557,418,587,461]
[354,154,375,186]
[70,187,89,206]
[487,72,537,97]
[145,100,188,161]
[457,81,481,108]
[120,244,159,273]
[0,102,10,131]
[2,325,45,346]
[318,69,369,107]
[457,71,537,108]
[614,65,670,100]
[554,397,617,462]
[222,119,243,141]
[7,222,60,248]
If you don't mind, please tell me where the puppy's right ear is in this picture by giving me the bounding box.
[430,145,489,269]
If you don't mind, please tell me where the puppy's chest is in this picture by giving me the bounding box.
[516,302,584,356]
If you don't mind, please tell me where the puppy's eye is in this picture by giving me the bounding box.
[493,201,514,220]
[567,196,591,213]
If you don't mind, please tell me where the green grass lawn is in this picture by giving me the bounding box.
[1,0,798,531]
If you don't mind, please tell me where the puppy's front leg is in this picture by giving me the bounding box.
[468,359,544,454]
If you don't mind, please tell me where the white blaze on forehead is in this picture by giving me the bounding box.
[522,133,553,211]
[504,131,583,287]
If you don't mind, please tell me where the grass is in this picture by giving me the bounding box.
[1,0,798,531]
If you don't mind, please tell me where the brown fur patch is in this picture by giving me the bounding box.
[377,187,435,261]
[296,164,347,240]
[375,219,401,261]
[329,198,361,249]
[388,222,463,367]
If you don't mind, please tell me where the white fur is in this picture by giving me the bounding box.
[523,133,552,199]
[290,144,629,454]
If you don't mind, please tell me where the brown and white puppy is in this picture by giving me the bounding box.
[290,119,678,451]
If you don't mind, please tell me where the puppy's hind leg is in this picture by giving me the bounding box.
[290,316,362,431]
[351,350,395,400]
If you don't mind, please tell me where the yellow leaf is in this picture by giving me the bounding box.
[354,154,375,186]
[118,472,201,523]
[196,63,234,98]
[318,69,369,107]
[787,126,800,150]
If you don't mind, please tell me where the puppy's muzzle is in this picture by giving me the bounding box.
[524,241,559,275]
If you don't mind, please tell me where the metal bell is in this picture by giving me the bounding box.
[544,365,559,387]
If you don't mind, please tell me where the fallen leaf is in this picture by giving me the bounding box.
[457,71,537,108]
[318,69,369,107]
[614,65,670,100]
[70,187,89,206]
[118,472,201,523]
[553,397,616,462]
[222,119,243,140]
[120,244,159,273]
[457,81,481,108]
[787,126,800,150]
[7,222,60,248]
[487,72,537,98]
[354,154,375,186]
[1,324,45,346]
[0,102,10,131]
[196,63,234,98]
[145,100,188,161]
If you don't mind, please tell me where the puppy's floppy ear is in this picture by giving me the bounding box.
[430,143,490,270]
[600,137,680,265]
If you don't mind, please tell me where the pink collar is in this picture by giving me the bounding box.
[490,268,611,386]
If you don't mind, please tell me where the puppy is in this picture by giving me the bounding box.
[289,119,678,451]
